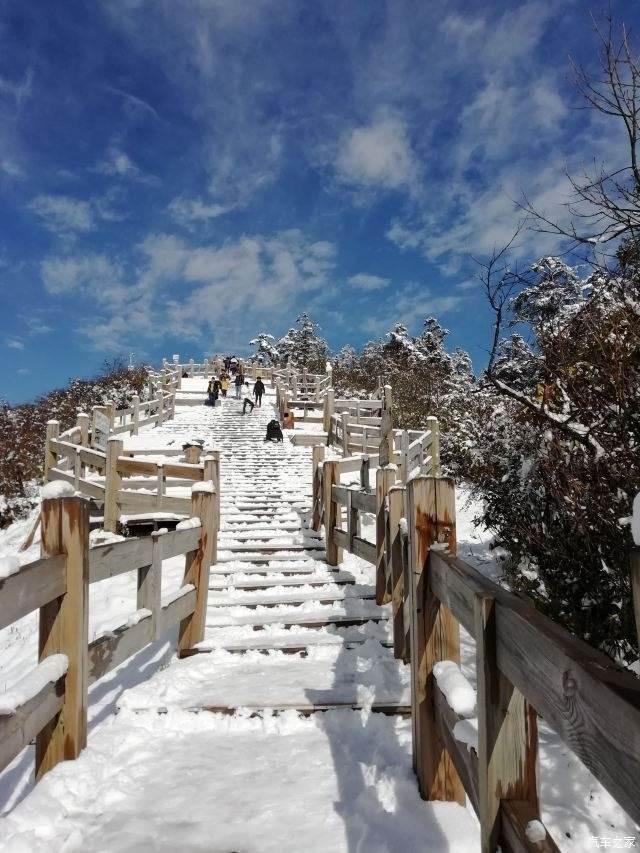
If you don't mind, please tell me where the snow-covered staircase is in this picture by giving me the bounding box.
[122,381,404,708]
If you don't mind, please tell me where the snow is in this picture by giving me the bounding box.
[0,710,477,853]
[0,655,68,715]
[432,661,476,717]
[0,378,637,851]
[125,608,152,628]
[0,555,20,580]
[525,819,547,843]
[453,718,478,753]
[175,517,201,530]
[40,481,75,500]
[191,481,215,493]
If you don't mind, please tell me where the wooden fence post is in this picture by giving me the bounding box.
[36,492,89,779]
[44,420,60,480]
[156,391,164,426]
[341,412,349,456]
[178,483,217,656]
[104,437,123,533]
[138,529,163,640]
[76,413,90,447]
[131,395,140,435]
[323,460,341,566]
[400,430,410,482]
[324,388,335,435]
[475,593,540,852]
[406,475,464,803]
[376,465,397,604]
[387,485,406,659]
[360,455,371,492]
[312,445,325,531]
[203,452,220,538]
[104,400,115,431]
[427,416,441,477]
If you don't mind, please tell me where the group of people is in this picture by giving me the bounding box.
[206,372,265,413]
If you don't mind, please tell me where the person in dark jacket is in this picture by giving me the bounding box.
[253,377,265,407]
[206,377,218,406]
[234,372,244,399]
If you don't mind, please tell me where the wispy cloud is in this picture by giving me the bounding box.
[6,337,25,350]
[348,273,390,291]
[168,196,233,228]
[29,195,94,235]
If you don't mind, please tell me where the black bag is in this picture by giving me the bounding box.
[265,419,284,442]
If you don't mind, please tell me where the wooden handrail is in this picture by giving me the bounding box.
[0,485,218,782]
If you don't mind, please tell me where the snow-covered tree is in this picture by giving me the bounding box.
[276,314,329,371]
[249,333,280,365]
[474,251,640,662]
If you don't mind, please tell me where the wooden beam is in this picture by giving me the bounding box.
[104,437,123,533]
[406,476,464,803]
[475,593,539,853]
[323,461,341,566]
[36,495,90,779]
[177,485,217,656]
[387,485,406,659]
[376,465,396,604]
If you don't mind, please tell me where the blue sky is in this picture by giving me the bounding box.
[0,0,634,401]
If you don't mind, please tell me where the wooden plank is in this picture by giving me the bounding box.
[178,486,217,656]
[352,536,376,565]
[351,490,376,514]
[161,526,201,560]
[48,468,106,500]
[431,550,640,828]
[0,553,66,631]
[36,496,89,779]
[387,486,406,659]
[78,446,106,470]
[104,438,123,533]
[433,683,479,816]
[476,593,539,853]
[89,536,153,583]
[88,615,153,684]
[376,466,396,604]
[323,461,341,566]
[138,531,162,639]
[0,676,65,774]
[162,586,197,633]
[406,476,464,803]
[501,801,560,852]
[331,484,348,506]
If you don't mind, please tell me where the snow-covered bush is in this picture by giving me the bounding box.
[472,255,640,662]
[0,360,150,527]
[333,318,480,475]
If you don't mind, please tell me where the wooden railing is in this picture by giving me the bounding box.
[45,433,219,533]
[316,462,640,850]
[0,482,218,783]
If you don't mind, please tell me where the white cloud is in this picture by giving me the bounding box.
[97,143,159,185]
[168,196,232,227]
[30,195,94,234]
[41,253,123,300]
[348,273,389,291]
[6,337,25,350]
[41,229,338,353]
[336,116,417,190]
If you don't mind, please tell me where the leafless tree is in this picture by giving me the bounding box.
[522,13,640,251]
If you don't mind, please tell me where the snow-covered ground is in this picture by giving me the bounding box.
[0,380,637,850]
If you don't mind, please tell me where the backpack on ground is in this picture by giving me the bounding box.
[265,419,284,442]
